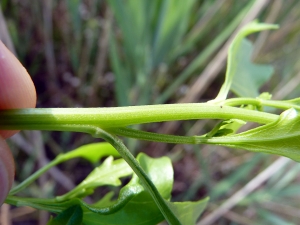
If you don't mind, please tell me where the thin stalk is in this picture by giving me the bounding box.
[89,127,182,225]
[9,158,60,195]
[106,127,200,144]
[5,195,60,212]
[261,100,300,110]
[9,151,81,195]
[223,98,300,110]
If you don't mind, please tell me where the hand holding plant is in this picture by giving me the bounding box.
[0,40,36,204]
[1,21,299,224]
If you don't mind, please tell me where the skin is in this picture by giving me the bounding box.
[0,40,36,205]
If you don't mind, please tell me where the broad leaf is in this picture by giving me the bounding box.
[214,21,278,101]
[230,39,274,98]
[17,153,207,225]
[166,199,209,225]
[47,205,83,225]
[82,153,173,225]
[81,153,208,225]
[205,108,300,161]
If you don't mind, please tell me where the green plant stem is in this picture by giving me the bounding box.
[106,127,200,144]
[5,196,59,212]
[7,125,183,224]
[223,98,300,110]
[9,158,60,195]
[87,127,182,225]
[0,104,278,132]
[9,150,85,195]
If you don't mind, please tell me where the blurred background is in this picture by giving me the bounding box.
[1,0,300,224]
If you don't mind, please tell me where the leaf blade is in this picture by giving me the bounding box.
[230,39,274,98]
[214,21,278,101]
[206,108,300,161]
[59,142,120,164]
[47,205,83,225]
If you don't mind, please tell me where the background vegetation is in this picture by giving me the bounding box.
[1,0,300,224]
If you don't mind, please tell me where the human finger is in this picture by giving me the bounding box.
[0,40,36,138]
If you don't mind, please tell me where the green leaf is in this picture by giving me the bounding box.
[56,157,133,202]
[82,153,172,224]
[81,153,208,225]
[206,119,246,138]
[58,142,120,164]
[214,21,278,101]
[230,39,274,98]
[47,205,83,225]
[7,153,208,225]
[258,92,272,101]
[206,108,300,162]
[166,199,209,225]
[9,142,120,195]
[136,153,173,199]
[81,157,132,187]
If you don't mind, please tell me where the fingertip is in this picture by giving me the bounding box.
[0,40,37,138]
[0,40,36,109]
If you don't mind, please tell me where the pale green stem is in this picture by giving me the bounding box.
[223,98,300,110]
[107,127,196,143]
[9,151,86,195]
[0,104,278,132]
[5,195,60,213]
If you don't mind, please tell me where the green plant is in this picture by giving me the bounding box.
[1,21,298,224]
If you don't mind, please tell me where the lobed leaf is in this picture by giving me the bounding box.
[214,20,278,101]
[9,142,121,196]
[230,39,274,98]
[206,108,300,161]
[56,157,133,202]
[82,153,208,225]
[81,153,173,224]
[44,153,208,225]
